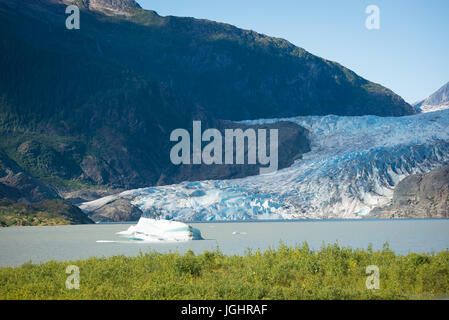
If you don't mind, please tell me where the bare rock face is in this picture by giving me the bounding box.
[86,198,143,222]
[66,0,141,15]
[89,0,140,15]
[60,187,123,204]
[158,121,311,185]
[414,81,449,113]
[369,165,449,218]
[80,156,110,185]
[0,151,58,202]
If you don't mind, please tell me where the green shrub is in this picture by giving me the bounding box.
[0,243,447,300]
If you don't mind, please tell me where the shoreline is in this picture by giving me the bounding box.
[1,220,449,267]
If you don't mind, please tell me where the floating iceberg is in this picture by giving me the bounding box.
[116,218,203,242]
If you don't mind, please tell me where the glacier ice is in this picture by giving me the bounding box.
[81,109,449,220]
[418,103,449,114]
[116,218,203,242]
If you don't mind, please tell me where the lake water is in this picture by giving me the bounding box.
[1,219,448,267]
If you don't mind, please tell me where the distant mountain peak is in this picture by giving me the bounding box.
[414,81,449,113]
[65,0,141,16]
[424,81,449,105]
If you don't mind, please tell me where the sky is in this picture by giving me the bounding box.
[137,0,449,104]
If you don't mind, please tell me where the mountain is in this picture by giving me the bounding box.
[0,0,413,196]
[0,0,418,223]
[369,165,449,219]
[414,81,449,113]
[63,0,414,120]
[81,110,449,221]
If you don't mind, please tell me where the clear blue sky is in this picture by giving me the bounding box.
[137,0,448,104]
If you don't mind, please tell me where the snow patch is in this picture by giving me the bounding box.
[418,103,449,114]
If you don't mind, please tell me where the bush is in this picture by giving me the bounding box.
[0,243,448,300]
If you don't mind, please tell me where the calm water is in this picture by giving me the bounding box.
[0,219,448,267]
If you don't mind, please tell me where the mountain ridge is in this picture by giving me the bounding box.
[3,0,413,119]
[414,81,449,113]
[0,0,418,224]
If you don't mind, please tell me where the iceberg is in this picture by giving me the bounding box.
[116,217,203,242]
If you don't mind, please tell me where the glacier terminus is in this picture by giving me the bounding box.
[81,109,449,221]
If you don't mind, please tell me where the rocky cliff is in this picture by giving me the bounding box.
[414,81,449,113]
[369,165,449,219]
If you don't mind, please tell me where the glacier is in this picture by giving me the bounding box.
[80,109,449,220]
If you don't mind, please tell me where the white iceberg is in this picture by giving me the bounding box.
[116,217,203,242]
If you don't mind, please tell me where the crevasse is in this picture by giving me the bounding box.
[81,109,449,220]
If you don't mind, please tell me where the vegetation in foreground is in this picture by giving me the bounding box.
[0,243,448,300]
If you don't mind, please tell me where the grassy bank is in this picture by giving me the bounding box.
[0,243,448,300]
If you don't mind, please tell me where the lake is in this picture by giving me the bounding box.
[1,219,448,267]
